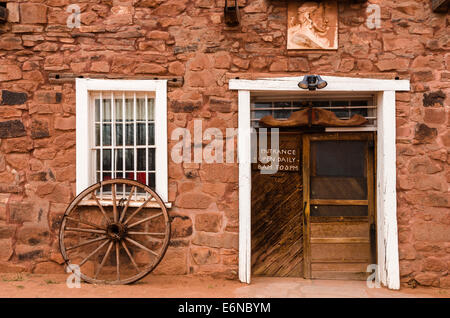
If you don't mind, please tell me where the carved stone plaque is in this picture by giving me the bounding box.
[287,1,338,50]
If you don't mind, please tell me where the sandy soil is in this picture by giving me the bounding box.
[0,273,448,298]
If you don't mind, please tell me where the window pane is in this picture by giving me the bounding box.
[350,100,368,107]
[115,98,123,121]
[148,148,155,170]
[254,102,271,109]
[274,102,291,119]
[136,172,146,185]
[330,100,349,118]
[311,177,367,200]
[102,124,111,146]
[137,149,146,171]
[115,124,123,146]
[292,101,309,108]
[103,98,111,122]
[311,140,367,200]
[148,173,155,189]
[136,98,145,121]
[136,123,146,145]
[254,110,271,119]
[125,98,134,122]
[102,149,111,171]
[148,123,155,145]
[350,108,368,117]
[312,141,366,177]
[95,99,100,122]
[125,124,134,146]
[102,172,112,181]
[148,98,155,121]
[125,149,134,171]
[115,149,123,171]
[102,173,112,193]
[96,150,100,171]
[311,100,329,107]
[95,124,100,146]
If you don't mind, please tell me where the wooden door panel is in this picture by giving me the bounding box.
[310,243,371,262]
[311,271,369,280]
[311,222,369,238]
[311,262,369,272]
[251,133,303,277]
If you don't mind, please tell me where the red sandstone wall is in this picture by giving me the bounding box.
[0,0,448,287]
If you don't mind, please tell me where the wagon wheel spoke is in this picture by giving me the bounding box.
[119,186,135,223]
[115,241,120,281]
[127,231,166,236]
[123,196,153,225]
[121,240,140,273]
[91,193,111,224]
[79,239,110,267]
[95,240,114,279]
[127,212,163,229]
[112,184,118,223]
[66,216,105,231]
[65,227,106,234]
[66,236,108,251]
[125,237,159,257]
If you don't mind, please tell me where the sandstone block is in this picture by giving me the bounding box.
[0,120,26,139]
[20,3,48,24]
[0,64,22,81]
[1,90,27,106]
[170,214,193,238]
[152,248,187,275]
[195,213,222,232]
[0,239,12,261]
[31,120,50,139]
[175,192,213,209]
[17,223,50,246]
[191,247,219,265]
[33,261,64,274]
[54,116,76,130]
[192,232,238,249]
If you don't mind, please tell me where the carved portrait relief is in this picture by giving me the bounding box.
[287,1,338,50]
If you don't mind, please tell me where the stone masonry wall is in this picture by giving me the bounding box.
[0,0,449,287]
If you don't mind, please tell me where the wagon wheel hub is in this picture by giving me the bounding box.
[107,222,127,241]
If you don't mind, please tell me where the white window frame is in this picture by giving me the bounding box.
[229,76,410,290]
[76,78,168,203]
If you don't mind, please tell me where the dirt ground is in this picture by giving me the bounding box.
[0,273,448,298]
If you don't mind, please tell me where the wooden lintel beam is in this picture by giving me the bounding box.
[48,73,184,87]
[432,0,450,12]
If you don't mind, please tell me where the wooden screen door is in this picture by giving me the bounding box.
[302,133,376,280]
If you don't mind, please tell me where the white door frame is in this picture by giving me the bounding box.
[229,76,410,290]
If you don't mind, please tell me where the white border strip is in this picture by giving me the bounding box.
[229,76,410,92]
[76,78,168,203]
[231,76,409,289]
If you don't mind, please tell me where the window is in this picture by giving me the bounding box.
[76,79,168,203]
[251,96,376,128]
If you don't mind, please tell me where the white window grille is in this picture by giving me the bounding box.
[91,91,156,198]
[251,95,377,129]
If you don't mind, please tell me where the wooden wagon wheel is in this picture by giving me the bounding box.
[59,179,171,285]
